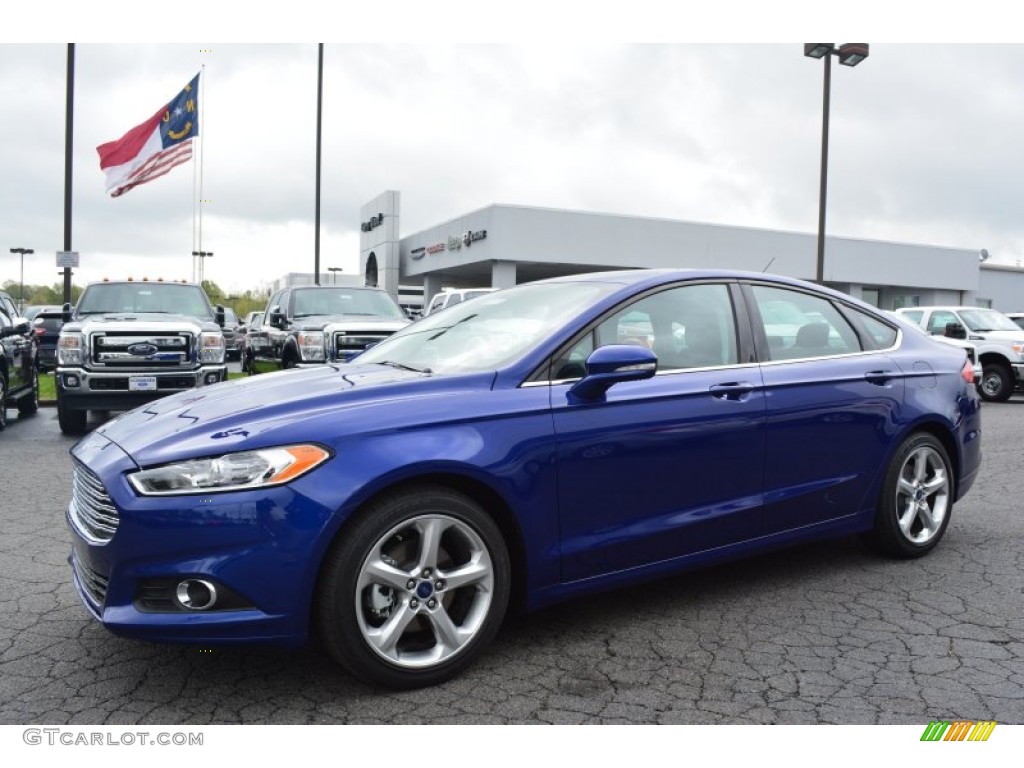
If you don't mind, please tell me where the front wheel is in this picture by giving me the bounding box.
[57,397,87,435]
[979,362,1013,402]
[316,486,510,689]
[18,368,39,415]
[867,433,953,558]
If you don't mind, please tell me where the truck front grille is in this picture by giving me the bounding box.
[91,332,193,368]
[334,332,394,355]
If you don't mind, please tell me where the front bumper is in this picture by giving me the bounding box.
[65,434,349,647]
[56,365,228,410]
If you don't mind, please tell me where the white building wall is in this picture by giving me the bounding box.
[979,263,1024,310]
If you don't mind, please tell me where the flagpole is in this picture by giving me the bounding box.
[197,63,206,285]
[63,44,75,305]
[315,43,323,286]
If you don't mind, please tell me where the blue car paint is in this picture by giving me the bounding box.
[67,269,983,649]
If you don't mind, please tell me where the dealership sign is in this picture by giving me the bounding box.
[361,212,385,232]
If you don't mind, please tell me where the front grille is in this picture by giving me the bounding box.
[334,332,394,353]
[89,375,196,391]
[72,551,109,608]
[69,464,119,543]
[91,332,192,368]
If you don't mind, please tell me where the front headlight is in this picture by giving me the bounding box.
[58,333,84,365]
[127,444,331,496]
[200,331,226,364]
[1012,341,1024,356]
[297,331,326,361]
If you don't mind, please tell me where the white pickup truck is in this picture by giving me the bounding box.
[895,306,1024,401]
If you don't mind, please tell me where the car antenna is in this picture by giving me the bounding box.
[761,257,775,273]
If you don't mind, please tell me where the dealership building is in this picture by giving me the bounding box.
[351,190,1024,313]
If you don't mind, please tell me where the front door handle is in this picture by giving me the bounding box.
[709,382,756,401]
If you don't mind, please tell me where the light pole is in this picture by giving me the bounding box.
[327,266,343,285]
[804,43,869,285]
[9,247,34,314]
[191,250,213,285]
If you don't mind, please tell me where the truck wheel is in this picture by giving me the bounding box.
[979,362,1013,402]
[57,398,87,435]
[18,368,39,415]
[0,375,7,431]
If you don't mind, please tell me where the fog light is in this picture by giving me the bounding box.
[175,579,218,611]
[64,374,80,388]
[205,372,220,385]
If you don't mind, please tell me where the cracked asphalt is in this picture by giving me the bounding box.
[1,400,1022,725]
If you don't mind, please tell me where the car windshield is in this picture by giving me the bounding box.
[224,308,238,323]
[291,288,405,319]
[958,309,1021,332]
[357,281,617,374]
[76,283,213,319]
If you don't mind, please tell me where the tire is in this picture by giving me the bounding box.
[978,362,1013,402]
[867,433,953,558]
[316,486,511,689]
[17,368,39,415]
[57,396,87,435]
[0,375,7,431]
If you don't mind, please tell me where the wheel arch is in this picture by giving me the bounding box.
[312,470,530,621]
[896,419,961,499]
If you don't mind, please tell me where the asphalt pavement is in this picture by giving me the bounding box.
[0,392,1022,725]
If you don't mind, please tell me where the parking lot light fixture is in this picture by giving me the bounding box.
[9,247,34,314]
[804,43,869,285]
[191,250,214,284]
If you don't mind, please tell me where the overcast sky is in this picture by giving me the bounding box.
[3,7,1023,296]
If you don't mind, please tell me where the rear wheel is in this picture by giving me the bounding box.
[979,361,1013,402]
[867,433,953,558]
[317,486,510,689]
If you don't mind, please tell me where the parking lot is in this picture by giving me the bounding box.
[1,394,1022,726]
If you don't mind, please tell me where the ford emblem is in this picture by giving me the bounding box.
[127,343,159,356]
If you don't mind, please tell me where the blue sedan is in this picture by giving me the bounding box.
[67,270,982,688]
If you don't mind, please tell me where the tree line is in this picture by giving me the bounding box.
[2,279,271,318]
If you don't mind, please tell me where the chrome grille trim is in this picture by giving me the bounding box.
[71,551,109,609]
[70,464,119,543]
[90,331,193,368]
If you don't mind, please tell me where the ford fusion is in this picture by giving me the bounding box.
[67,270,982,688]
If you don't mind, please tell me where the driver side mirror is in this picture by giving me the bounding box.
[62,302,73,323]
[269,306,286,329]
[944,322,967,340]
[214,304,226,327]
[569,344,658,401]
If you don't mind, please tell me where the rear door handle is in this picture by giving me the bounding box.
[709,382,756,401]
[864,370,895,385]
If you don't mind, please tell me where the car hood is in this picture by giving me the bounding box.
[970,329,1024,342]
[295,315,409,331]
[68,313,217,332]
[96,364,494,466]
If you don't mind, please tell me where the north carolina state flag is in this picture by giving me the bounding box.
[97,73,200,197]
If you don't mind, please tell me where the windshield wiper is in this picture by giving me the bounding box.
[377,360,432,374]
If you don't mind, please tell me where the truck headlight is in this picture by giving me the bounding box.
[128,444,331,496]
[199,331,226,364]
[298,331,326,361]
[1012,341,1024,356]
[58,334,84,365]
